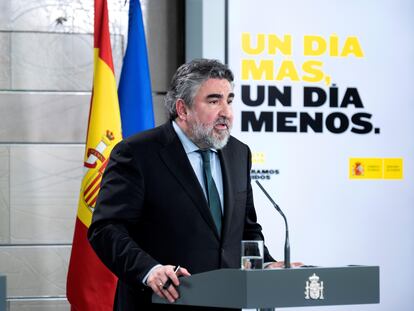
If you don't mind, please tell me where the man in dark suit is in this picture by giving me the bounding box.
[88,59,285,310]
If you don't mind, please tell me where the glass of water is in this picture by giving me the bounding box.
[241,240,264,270]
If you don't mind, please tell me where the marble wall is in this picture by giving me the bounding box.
[0,1,128,310]
[0,0,183,309]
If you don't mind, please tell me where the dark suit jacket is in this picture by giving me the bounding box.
[88,122,274,311]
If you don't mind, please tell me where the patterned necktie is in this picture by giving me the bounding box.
[197,149,222,236]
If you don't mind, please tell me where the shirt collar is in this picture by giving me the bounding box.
[172,121,217,154]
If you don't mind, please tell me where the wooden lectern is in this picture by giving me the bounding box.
[153,266,379,309]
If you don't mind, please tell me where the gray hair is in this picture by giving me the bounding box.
[164,59,234,120]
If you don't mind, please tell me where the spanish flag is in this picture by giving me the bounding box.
[66,0,120,309]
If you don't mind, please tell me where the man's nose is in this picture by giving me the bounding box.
[219,102,233,117]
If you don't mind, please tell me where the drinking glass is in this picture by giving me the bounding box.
[241,240,264,270]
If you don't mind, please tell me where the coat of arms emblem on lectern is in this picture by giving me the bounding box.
[305,273,325,300]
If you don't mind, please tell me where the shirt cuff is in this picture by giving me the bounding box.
[263,262,274,268]
[142,264,162,285]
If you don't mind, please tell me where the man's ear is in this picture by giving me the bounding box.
[176,99,188,120]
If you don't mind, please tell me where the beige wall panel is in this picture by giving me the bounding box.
[9,32,124,92]
[11,33,93,92]
[0,146,10,244]
[0,92,90,143]
[3,0,127,91]
[9,1,94,32]
[10,145,83,244]
[0,245,70,297]
[8,0,128,35]
[0,2,10,29]
[9,299,69,311]
[0,32,11,90]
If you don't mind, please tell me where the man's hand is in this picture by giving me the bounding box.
[265,261,304,269]
[146,265,191,303]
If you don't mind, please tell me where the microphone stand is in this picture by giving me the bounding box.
[255,180,291,268]
[255,181,292,311]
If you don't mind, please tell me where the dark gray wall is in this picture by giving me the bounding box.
[142,0,185,125]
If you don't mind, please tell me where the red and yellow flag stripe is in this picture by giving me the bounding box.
[67,1,120,310]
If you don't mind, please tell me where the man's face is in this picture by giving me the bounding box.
[186,78,234,149]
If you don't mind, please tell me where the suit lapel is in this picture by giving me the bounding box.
[218,147,235,241]
[158,123,221,239]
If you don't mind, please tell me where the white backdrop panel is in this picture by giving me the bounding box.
[228,0,414,310]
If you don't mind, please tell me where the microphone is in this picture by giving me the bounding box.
[255,180,291,268]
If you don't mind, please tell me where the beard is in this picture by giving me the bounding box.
[188,116,232,150]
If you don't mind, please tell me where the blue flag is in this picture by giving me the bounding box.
[118,0,154,138]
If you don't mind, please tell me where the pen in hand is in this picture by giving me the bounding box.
[163,265,181,290]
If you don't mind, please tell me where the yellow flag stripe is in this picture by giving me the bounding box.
[77,50,122,228]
